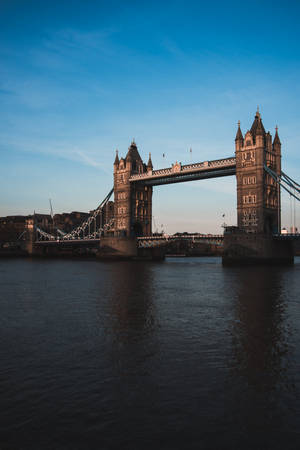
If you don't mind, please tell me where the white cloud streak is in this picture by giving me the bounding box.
[75,150,110,174]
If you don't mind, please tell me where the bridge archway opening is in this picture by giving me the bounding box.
[151,177,237,235]
[264,215,277,234]
[132,221,143,237]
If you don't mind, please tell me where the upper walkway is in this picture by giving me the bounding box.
[129,157,236,186]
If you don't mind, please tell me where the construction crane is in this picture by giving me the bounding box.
[49,199,54,224]
[152,215,158,234]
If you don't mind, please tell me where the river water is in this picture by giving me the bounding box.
[0,257,299,449]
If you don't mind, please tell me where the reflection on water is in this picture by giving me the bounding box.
[0,258,299,449]
[227,265,297,444]
[96,262,159,377]
[230,267,291,390]
[108,262,157,340]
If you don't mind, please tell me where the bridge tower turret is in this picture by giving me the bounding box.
[235,110,281,234]
[113,141,152,237]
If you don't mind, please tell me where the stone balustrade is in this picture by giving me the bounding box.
[129,157,236,182]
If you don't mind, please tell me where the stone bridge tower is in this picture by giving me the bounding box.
[235,110,281,234]
[113,141,153,237]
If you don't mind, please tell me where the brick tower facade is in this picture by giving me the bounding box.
[235,110,281,234]
[113,141,153,237]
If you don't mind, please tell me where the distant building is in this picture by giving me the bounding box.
[281,227,298,235]
[0,202,116,244]
[53,211,90,233]
[0,214,51,243]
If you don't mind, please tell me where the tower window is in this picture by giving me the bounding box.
[243,176,256,185]
[118,192,126,200]
[243,194,257,204]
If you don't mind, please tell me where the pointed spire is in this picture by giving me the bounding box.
[256,118,265,136]
[147,152,153,169]
[114,149,119,165]
[126,140,142,163]
[250,109,266,138]
[273,126,281,145]
[235,120,243,141]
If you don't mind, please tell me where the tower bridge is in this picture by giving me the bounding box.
[113,109,285,239]
[31,110,299,263]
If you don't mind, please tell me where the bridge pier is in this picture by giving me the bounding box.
[222,111,294,265]
[98,237,138,259]
[222,230,294,265]
[98,237,165,260]
[24,217,35,255]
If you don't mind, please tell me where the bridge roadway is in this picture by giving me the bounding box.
[34,233,299,247]
[35,234,225,247]
[136,234,224,247]
[35,239,100,247]
[129,157,236,186]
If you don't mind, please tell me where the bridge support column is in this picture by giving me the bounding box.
[98,237,165,260]
[223,111,293,265]
[113,142,152,238]
[98,237,138,259]
[235,110,281,234]
[24,217,35,255]
[222,231,294,265]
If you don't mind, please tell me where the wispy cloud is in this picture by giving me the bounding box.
[42,27,118,58]
[0,133,111,174]
[75,150,110,174]
[0,78,63,109]
[0,27,119,108]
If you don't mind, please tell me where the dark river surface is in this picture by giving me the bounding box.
[0,257,300,450]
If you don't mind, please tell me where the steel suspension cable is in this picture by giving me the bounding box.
[35,188,114,241]
[264,165,300,202]
[281,170,300,188]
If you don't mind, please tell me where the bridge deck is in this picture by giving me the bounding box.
[130,157,236,186]
[137,234,223,240]
[34,233,300,246]
[35,239,100,245]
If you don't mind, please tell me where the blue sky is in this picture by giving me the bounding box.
[0,0,299,233]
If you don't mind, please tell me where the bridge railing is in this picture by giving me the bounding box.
[137,234,224,240]
[264,165,300,202]
[130,157,236,181]
[273,233,300,240]
[137,234,224,248]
